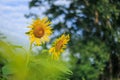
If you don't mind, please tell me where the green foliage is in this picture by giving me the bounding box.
[69,40,109,80]
[0,40,71,80]
[28,0,120,80]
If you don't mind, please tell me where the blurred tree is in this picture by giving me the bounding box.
[27,0,120,80]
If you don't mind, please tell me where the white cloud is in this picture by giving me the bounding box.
[0,0,32,46]
[0,4,28,13]
[0,0,31,4]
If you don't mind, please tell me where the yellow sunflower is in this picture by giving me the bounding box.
[26,17,52,45]
[49,34,70,60]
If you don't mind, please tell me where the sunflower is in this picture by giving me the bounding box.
[26,17,52,45]
[49,34,70,60]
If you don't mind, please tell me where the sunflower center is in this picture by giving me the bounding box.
[33,26,44,38]
[55,40,63,51]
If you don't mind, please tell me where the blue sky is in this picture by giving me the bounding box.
[0,0,38,47]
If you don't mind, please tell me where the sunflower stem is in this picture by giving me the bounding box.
[26,42,33,66]
[29,42,33,52]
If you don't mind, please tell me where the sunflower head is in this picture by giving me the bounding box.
[26,17,52,45]
[49,34,70,60]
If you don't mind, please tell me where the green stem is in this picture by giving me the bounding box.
[26,42,33,68]
[29,42,33,52]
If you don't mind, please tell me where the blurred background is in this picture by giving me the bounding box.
[0,0,120,80]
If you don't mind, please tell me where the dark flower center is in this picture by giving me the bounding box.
[55,40,63,51]
[33,26,44,38]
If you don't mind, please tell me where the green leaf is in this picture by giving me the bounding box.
[2,64,14,75]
